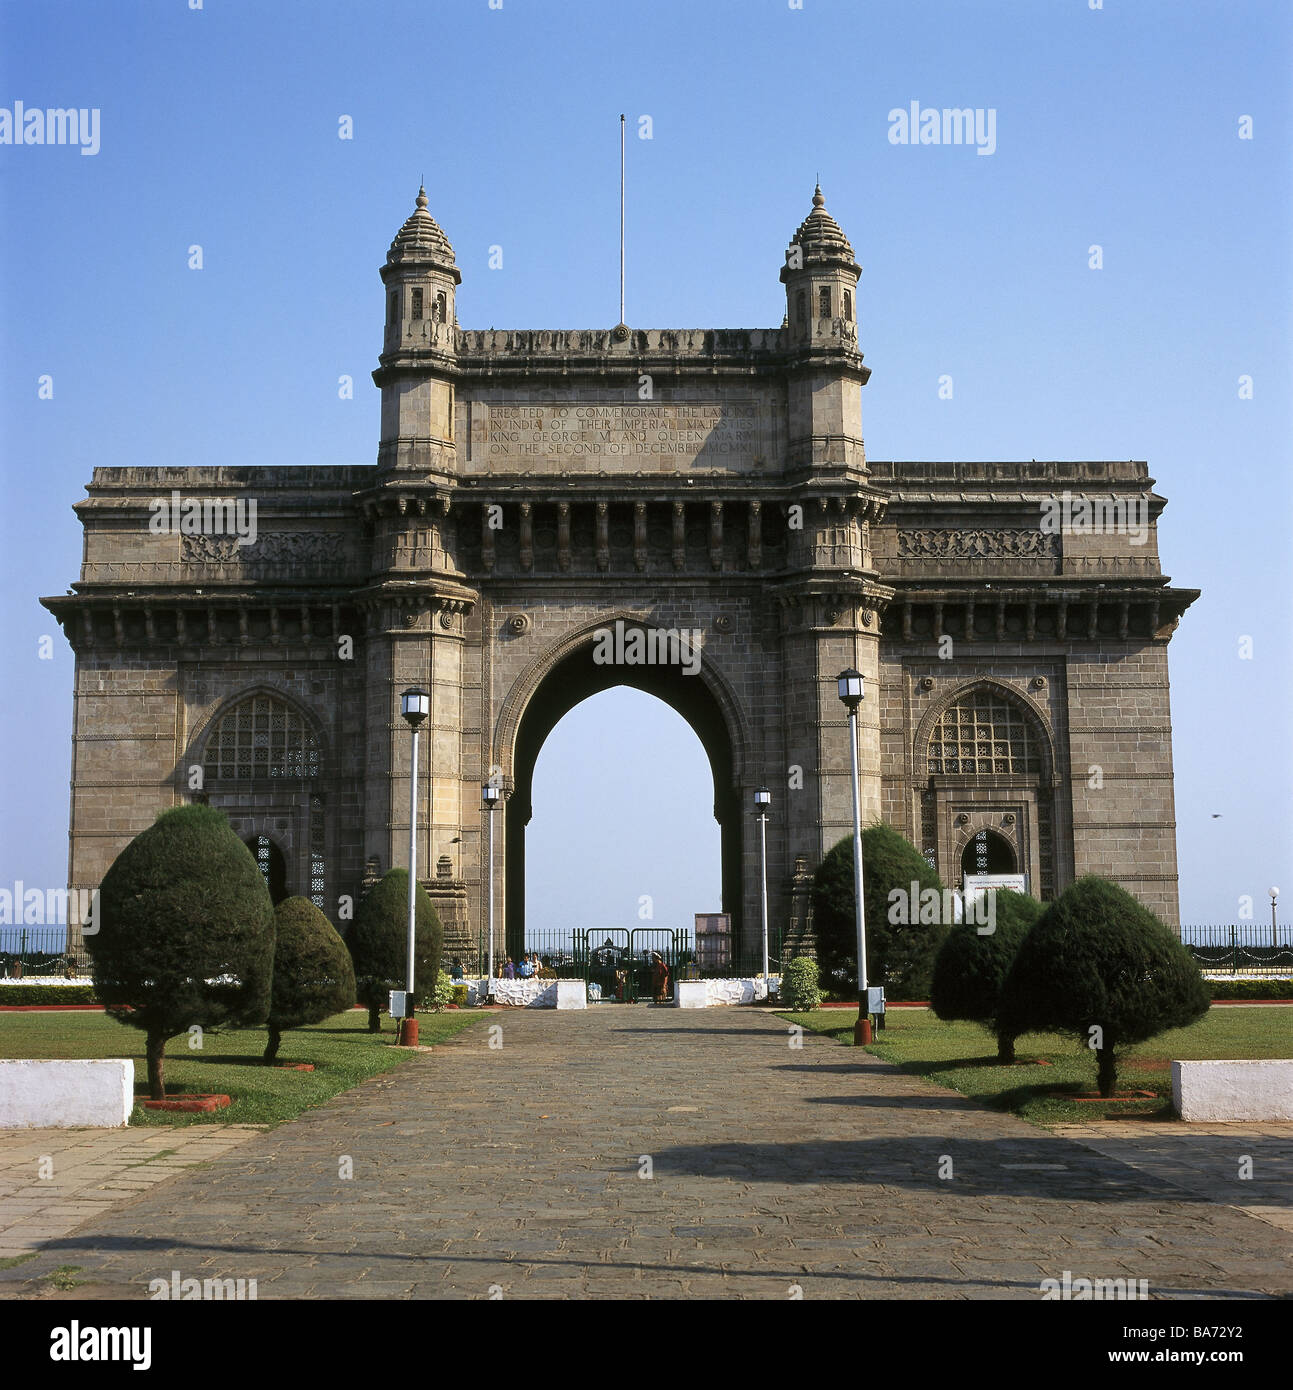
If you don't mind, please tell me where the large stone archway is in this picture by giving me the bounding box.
[42,185,1199,962]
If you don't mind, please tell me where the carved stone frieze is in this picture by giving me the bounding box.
[896,529,1058,559]
[181,532,347,570]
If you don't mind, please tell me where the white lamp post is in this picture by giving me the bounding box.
[836,668,871,1046]
[398,686,430,1046]
[754,787,771,990]
[1271,887,1280,949]
[483,782,501,991]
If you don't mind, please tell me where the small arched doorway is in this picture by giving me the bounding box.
[960,828,1016,881]
[247,834,288,904]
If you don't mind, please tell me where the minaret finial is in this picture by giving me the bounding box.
[812,183,825,209]
[416,185,428,210]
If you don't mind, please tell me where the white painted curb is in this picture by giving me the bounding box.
[0,1059,134,1128]
[1171,1060,1293,1121]
[556,980,587,1010]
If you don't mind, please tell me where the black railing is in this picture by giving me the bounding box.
[0,926,90,978]
[473,927,787,982]
[474,928,585,979]
[1180,925,1293,976]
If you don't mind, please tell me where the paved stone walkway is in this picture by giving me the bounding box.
[0,1125,263,1261]
[1,1007,1289,1299]
[1049,1121,1293,1234]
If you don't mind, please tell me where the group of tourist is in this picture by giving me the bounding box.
[497,952,544,979]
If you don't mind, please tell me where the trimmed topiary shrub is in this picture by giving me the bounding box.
[812,823,949,1000]
[347,869,444,1031]
[264,896,356,1062]
[998,876,1211,1097]
[89,804,275,1099]
[780,957,821,1011]
[930,888,1044,1062]
[451,983,469,1007]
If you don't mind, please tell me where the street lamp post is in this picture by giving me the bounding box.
[754,787,771,991]
[836,668,871,1046]
[398,686,430,1047]
[1271,887,1280,949]
[483,783,501,992]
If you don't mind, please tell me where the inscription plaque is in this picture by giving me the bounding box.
[461,398,773,473]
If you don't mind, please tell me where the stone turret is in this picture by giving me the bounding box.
[375,187,461,475]
[780,184,862,349]
[778,185,870,482]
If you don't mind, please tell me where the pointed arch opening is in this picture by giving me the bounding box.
[525,688,722,959]
[500,626,746,959]
[916,679,1058,901]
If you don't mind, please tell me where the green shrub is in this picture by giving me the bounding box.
[998,876,1211,1097]
[780,957,821,1011]
[88,803,275,1099]
[0,984,100,1006]
[451,983,468,1007]
[1206,978,1293,1000]
[347,869,444,1030]
[930,889,1044,1061]
[426,970,455,1013]
[812,824,948,1000]
[264,897,356,1061]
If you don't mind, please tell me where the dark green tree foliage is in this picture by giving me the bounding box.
[89,804,275,1099]
[812,823,948,999]
[930,889,1044,1062]
[998,876,1211,1097]
[264,896,356,1062]
[347,869,443,1031]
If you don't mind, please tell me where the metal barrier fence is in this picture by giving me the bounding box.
[0,926,89,978]
[1180,925,1293,977]
[472,927,786,982]
[472,928,585,978]
[15,918,1280,984]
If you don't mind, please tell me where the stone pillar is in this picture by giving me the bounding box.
[784,854,817,961]
[778,591,884,875]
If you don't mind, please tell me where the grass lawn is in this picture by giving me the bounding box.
[776,1005,1292,1125]
[0,1008,483,1127]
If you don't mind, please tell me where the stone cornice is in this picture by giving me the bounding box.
[39,593,365,654]
[882,585,1199,644]
[870,459,1157,492]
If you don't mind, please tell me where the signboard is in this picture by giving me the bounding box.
[959,874,1028,920]
[388,989,409,1018]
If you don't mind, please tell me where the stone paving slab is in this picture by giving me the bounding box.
[1,1007,1290,1299]
[0,1124,264,1261]
[1050,1120,1293,1233]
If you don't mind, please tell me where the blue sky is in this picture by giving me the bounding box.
[1,0,1289,933]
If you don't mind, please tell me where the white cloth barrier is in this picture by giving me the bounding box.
[676,977,780,1007]
[460,975,782,1009]
[481,977,558,1008]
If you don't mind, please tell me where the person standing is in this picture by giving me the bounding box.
[651,952,670,1004]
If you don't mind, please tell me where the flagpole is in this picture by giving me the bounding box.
[619,113,626,325]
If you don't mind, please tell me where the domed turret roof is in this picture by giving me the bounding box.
[787,185,859,271]
[386,186,458,270]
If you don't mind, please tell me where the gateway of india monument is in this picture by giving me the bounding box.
[42,185,1197,965]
